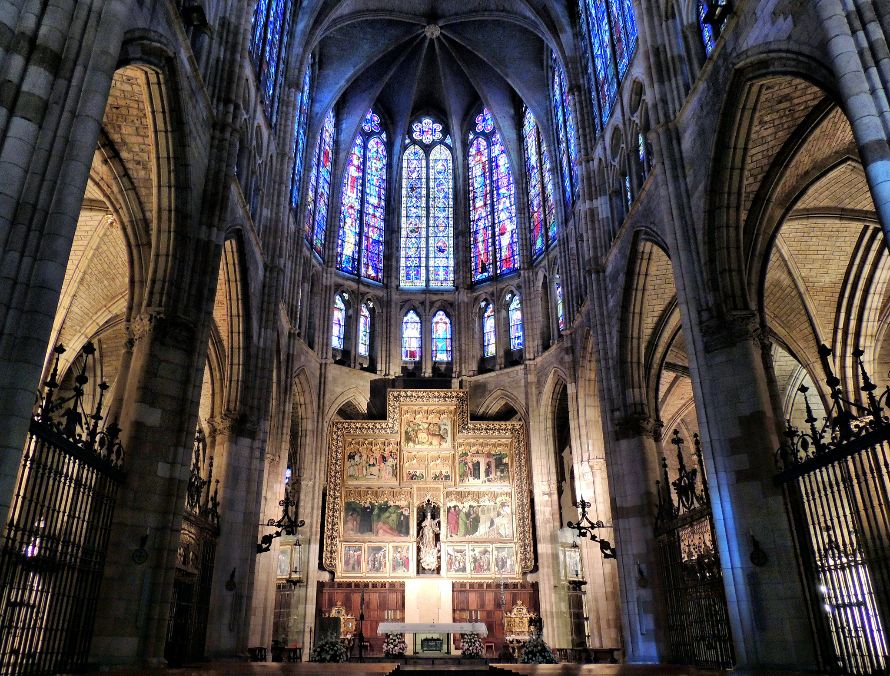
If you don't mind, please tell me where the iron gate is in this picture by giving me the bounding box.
[654,429,734,669]
[0,343,124,675]
[776,345,890,674]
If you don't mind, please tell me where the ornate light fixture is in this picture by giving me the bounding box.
[257,471,304,554]
[567,497,616,559]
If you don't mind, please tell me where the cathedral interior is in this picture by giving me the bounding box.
[3,0,890,673]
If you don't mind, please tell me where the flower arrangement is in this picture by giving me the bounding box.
[520,633,558,664]
[460,632,484,658]
[309,637,348,663]
[382,632,407,657]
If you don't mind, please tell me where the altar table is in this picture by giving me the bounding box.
[376,622,488,637]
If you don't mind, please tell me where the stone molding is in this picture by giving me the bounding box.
[614,413,663,441]
[701,311,762,354]
[129,311,197,348]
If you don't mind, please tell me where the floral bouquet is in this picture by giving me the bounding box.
[382,632,407,657]
[460,632,484,658]
[309,637,348,662]
[520,632,558,664]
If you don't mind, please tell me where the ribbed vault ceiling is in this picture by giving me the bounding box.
[295,1,574,177]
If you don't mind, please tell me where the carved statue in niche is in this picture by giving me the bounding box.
[417,499,440,573]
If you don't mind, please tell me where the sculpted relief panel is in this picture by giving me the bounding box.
[324,390,532,579]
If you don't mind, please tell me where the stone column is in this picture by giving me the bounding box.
[0,0,129,526]
[689,313,816,668]
[607,415,662,663]
[814,0,890,242]
[89,312,209,666]
[205,418,266,658]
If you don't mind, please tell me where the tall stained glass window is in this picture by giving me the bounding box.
[482,302,496,358]
[331,294,346,350]
[358,303,371,357]
[303,110,335,258]
[469,107,519,283]
[579,0,638,127]
[400,117,454,288]
[555,281,566,332]
[290,63,312,212]
[402,310,422,361]
[551,53,580,210]
[522,108,558,258]
[698,0,730,55]
[431,311,452,362]
[508,294,524,350]
[249,0,293,124]
[337,109,387,282]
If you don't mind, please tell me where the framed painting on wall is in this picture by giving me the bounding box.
[367,544,388,574]
[343,544,364,573]
[445,544,468,574]
[390,543,413,574]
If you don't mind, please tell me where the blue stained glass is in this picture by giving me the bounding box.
[249,0,269,64]
[362,136,386,281]
[491,131,518,275]
[429,144,454,286]
[541,140,558,245]
[400,144,427,287]
[551,54,580,210]
[363,111,381,133]
[402,310,422,361]
[257,0,290,123]
[699,0,716,55]
[400,118,453,289]
[412,117,443,145]
[475,109,495,133]
[431,311,452,362]
[305,110,335,257]
[332,294,346,350]
[336,109,387,281]
[290,64,312,211]
[588,0,617,125]
[523,110,546,258]
[358,303,371,357]
[337,135,364,275]
[555,282,565,332]
[482,302,496,357]
[508,295,524,350]
[469,135,493,282]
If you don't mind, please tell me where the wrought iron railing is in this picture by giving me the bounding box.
[0,343,124,675]
[654,429,734,670]
[775,344,890,674]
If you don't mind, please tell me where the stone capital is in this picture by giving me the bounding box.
[614,413,663,441]
[701,311,762,354]
[129,311,197,349]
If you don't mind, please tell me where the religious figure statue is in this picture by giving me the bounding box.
[418,500,440,572]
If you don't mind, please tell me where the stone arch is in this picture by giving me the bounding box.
[704,53,841,317]
[327,387,369,421]
[476,387,528,421]
[214,236,250,414]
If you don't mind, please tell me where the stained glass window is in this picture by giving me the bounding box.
[303,110,335,258]
[336,109,387,281]
[431,311,452,362]
[578,0,638,127]
[522,108,558,258]
[482,302,496,358]
[469,107,518,283]
[358,303,371,357]
[331,294,346,350]
[290,63,312,212]
[624,174,633,209]
[249,0,293,124]
[699,0,716,55]
[555,282,566,332]
[551,53,580,211]
[400,117,453,288]
[508,295,524,350]
[402,310,422,361]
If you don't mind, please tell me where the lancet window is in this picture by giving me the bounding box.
[249,0,293,124]
[290,63,312,212]
[551,54,580,210]
[431,311,453,363]
[522,108,558,258]
[469,107,519,282]
[400,117,454,288]
[578,0,638,127]
[402,310,422,361]
[303,110,335,258]
[508,294,524,350]
[337,110,387,282]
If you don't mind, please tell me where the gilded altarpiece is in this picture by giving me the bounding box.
[324,390,533,579]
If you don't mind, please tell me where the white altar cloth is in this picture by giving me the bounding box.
[377,622,488,637]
